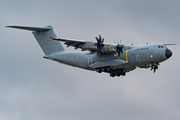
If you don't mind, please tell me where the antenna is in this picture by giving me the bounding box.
[120,39,122,44]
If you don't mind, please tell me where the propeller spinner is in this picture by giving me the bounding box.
[114,44,124,58]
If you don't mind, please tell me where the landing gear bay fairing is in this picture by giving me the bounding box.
[7,25,175,77]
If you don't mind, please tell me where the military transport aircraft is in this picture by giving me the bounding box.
[7,25,175,77]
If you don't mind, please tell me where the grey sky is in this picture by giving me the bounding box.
[0,0,180,120]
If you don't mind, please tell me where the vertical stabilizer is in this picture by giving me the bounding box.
[32,25,65,55]
[6,25,65,55]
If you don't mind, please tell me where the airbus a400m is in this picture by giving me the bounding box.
[7,25,175,77]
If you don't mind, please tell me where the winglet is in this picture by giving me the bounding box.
[6,26,51,32]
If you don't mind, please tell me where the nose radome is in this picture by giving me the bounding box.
[166,49,172,59]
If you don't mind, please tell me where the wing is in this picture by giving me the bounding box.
[51,37,125,55]
[164,44,177,45]
[52,37,86,43]
[51,37,97,51]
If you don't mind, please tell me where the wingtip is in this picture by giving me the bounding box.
[6,26,17,28]
[164,44,177,45]
[5,26,12,28]
[6,25,24,28]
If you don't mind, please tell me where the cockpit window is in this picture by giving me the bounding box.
[158,45,164,48]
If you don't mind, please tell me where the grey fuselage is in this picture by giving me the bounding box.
[45,43,171,72]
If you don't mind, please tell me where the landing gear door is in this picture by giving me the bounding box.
[88,58,92,66]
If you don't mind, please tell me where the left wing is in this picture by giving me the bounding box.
[51,35,125,57]
[52,37,86,43]
[51,37,97,50]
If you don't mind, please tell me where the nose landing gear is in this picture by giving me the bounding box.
[150,62,159,73]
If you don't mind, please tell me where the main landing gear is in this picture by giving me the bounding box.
[96,67,126,77]
[110,72,126,77]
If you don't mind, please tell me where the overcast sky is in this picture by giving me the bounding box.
[1,0,180,120]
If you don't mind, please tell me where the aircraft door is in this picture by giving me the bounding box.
[88,58,92,66]
[136,55,141,62]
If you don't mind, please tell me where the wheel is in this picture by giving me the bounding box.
[117,73,120,77]
[122,72,126,76]
[102,68,105,72]
[106,67,111,71]
[110,73,115,77]
[115,72,120,77]
[96,69,102,73]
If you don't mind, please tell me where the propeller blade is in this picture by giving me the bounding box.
[95,37,98,41]
[120,49,123,55]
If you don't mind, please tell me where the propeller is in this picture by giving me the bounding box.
[114,44,124,58]
[95,34,104,54]
[95,34,104,48]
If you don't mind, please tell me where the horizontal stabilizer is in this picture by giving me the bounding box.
[6,26,51,32]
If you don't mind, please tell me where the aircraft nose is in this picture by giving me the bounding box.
[165,48,172,59]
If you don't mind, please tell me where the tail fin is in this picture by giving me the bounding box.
[6,25,65,55]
